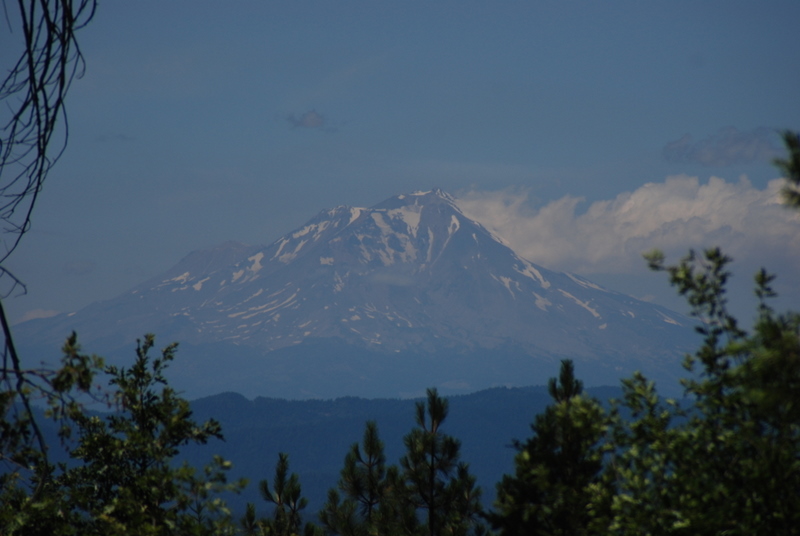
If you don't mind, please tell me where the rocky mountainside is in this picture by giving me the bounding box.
[17,190,696,398]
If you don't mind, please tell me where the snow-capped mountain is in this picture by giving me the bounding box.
[18,190,696,398]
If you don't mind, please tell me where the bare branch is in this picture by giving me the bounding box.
[0,0,97,279]
[0,0,97,496]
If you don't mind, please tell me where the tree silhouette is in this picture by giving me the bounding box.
[774,130,800,208]
[401,388,485,536]
[320,420,393,535]
[489,360,609,536]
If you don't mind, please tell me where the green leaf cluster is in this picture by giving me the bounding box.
[1,334,245,535]
[595,249,800,535]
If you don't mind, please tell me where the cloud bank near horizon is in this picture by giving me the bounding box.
[456,175,800,279]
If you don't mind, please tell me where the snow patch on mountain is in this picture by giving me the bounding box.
[334,272,345,292]
[533,292,552,311]
[492,274,519,298]
[162,272,190,286]
[426,228,435,263]
[513,259,550,289]
[292,220,331,241]
[387,205,422,237]
[277,239,307,263]
[348,207,365,225]
[229,290,299,320]
[558,289,601,319]
[193,277,210,291]
[448,215,460,235]
[657,311,681,325]
[248,252,264,273]
[566,272,607,292]
[370,212,391,235]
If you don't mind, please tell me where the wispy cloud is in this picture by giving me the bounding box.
[663,126,782,166]
[456,176,800,277]
[287,109,326,129]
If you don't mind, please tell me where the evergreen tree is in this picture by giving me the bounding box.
[400,388,486,536]
[774,130,800,208]
[320,421,402,536]
[240,502,263,536]
[256,452,321,536]
[489,360,609,536]
[323,390,485,536]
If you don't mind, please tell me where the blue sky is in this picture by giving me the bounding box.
[3,1,800,325]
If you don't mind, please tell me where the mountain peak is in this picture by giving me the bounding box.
[408,188,455,202]
[373,188,458,210]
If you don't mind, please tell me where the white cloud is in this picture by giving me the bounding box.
[456,175,800,276]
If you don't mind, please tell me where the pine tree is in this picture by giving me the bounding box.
[257,452,321,536]
[774,130,800,208]
[400,388,486,536]
[489,360,609,536]
[323,389,485,535]
[319,421,393,536]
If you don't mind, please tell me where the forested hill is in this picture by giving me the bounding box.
[181,384,623,515]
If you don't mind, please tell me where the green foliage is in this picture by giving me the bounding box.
[56,335,244,534]
[599,249,800,535]
[174,455,248,535]
[774,130,800,208]
[489,360,609,536]
[1,334,244,535]
[589,372,683,535]
[0,332,104,533]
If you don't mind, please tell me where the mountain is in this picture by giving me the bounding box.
[17,189,697,398]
